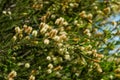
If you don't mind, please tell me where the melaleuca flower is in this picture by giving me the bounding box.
[32,30,38,37]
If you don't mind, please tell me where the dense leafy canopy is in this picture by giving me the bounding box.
[0,0,120,80]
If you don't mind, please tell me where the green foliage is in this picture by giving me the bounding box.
[0,0,120,80]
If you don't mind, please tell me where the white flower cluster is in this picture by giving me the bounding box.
[8,70,17,80]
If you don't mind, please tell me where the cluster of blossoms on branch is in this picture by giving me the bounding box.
[4,0,120,80]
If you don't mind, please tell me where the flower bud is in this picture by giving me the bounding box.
[94,6,98,10]
[12,36,17,41]
[46,56,51,61]
[87,13,93,20]
[53,36,60,42]
[32,30,38,37]
[8,11,12,15]
[49,29,58,38]
[15,27,21,33]
[2,11,7,14]
[25,63,30,68]
[47,69,52,74]
[24,26,33,34]
[41,15,47,22]
[29,75,35,80]
[48,63,53,69]
[114,68,120,73]
[64,54,70,60]
[8,70,17,78]
[103,7,111,14]
[97,10,104,15]
[97,66,102,73]
[25,36,30,40]
[19,34,23,39]
[79,11,87,18]
[40,24,49,34]
[39,22,46,29]
[44,39,50,45]
[55,17,64,25]
[60,34,67,41]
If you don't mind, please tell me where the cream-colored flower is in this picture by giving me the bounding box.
[40,24,49,34]
[49,29,58,38]
[53,36,60,42]
[63,21,68,26]
[87,13,93,20]
[79,11,87,18]
[48,63,53,69]
[46,56,51,61]
[24,26,33,34]
[2,11,7,14]
[39,22,46,29]
[12,36,17,41]
[15,27,21,33]
[8,78,14,80]
[25,36,30,40]
[25,63,30,68]
[84,29,90,34]
[47,69,52,74]
[29,75,35,80]
[60,34,67,41]
[55,17,64,25]
[32,30,38,37]
[74,20,78,25]
[55,71,61,77]
[64,54,70,60]
[103,7,111,14]
[8,11,12,15]
[44,39,50,45]
[8,70,17,78]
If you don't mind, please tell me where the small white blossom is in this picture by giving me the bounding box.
[60,34,67,41]
[25,63,30,68]
[44,39,50,45]
[48,63,53,69]
[63,21,68,26]
[64,54,70,60]
[29,75,35,80]
[32,30,38,37]
[109,75,113,79]
[8,11,12,15]
[12,36,17,41]
[57,43,63,47]
[74,20,78,25]
[87,32,91,37]
[84,29,90,33]
[51,14,56,19]
[8,78,13,80]
[24,26,33,34]
[46,56,51,61]
[75,72,80,77]
[87,13,93,19]
[55,71,61,77]
[8,70,17,78]
[69,3,74,7]
[47,69,52,74]
[52,57,57,61]
[40,24,49,34]
[55,17,64,25]
[15,27,21,33]
[38,66,41,70]
[49,29,58,38]
[39,22,46,29]
[2,11,7,14]
[53,36,60,41]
